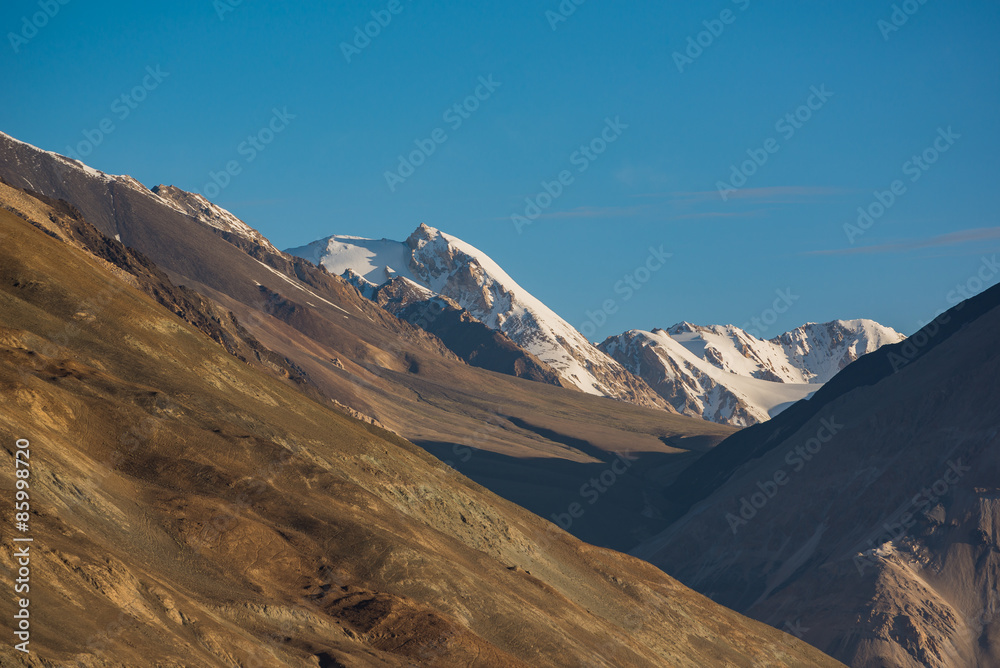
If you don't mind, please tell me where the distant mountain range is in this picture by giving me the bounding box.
[1,128,723,552]
[287,227,904,426]
[601,320,905,426]
[0,128,900,428]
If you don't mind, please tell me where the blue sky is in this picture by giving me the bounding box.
[3,0,998,337]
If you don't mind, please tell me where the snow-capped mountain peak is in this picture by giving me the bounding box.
[600,319,905,426]
[287,225,668,409]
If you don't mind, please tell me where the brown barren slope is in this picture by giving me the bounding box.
[0,205,844,666]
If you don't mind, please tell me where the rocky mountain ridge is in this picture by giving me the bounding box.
[601,320,905,426]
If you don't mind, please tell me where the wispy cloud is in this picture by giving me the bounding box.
[808,226,1000,256]
[538,205,646,220]
[493,186,846,224]
[662,186,850,203]
[670,210,765,220]
[493,205,647,221]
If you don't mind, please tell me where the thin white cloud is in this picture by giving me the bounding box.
[493,205,647,221]
[808,227,1000,256]
[670,210,763,220]
[537,205,646,220]
[663,186,850,203]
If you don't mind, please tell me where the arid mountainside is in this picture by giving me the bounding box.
[151,184,281,253]
[0,182,843,666]
[0,131,735,552]
[634,284,1000,667]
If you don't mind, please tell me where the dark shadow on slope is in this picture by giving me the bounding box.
[503,415,619,464]
[416,440,700,552]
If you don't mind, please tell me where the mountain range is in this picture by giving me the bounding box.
[1,127,994,668]
[286,227,904,427]
[601,320,904,426]
[0,129,850,666]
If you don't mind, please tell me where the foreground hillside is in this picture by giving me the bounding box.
[0,194,843,665]
[635,283,1000,667]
